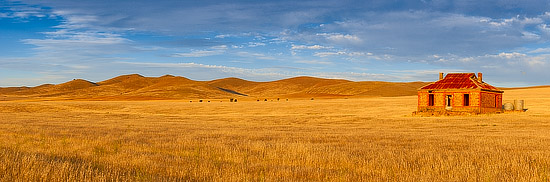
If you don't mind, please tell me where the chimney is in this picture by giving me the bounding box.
[439,72,444,80]
[478,72,483,82]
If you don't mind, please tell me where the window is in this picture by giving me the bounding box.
[446,95,452,107]
[428,94,434,106]
[464,94,469,106]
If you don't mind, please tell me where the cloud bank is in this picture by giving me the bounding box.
[0,0,549,86]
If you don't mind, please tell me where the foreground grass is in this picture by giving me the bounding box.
[1,89,550,181]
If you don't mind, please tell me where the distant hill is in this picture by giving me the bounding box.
[0,74,431,100]
[499,85,550,90]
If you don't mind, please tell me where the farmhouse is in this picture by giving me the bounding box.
[417,73,503,114]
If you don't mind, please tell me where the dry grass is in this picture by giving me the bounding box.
[1,88,550,181]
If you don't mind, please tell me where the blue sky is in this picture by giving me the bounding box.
[1,0,550,87]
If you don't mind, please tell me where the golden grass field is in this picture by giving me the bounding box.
[1,85,550,181]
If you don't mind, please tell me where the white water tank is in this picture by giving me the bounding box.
[514,100,524,111]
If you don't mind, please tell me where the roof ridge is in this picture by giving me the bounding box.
[445,72,475,76]
[419,72,501,92]
[468,74,483,89]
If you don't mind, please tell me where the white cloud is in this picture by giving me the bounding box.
[305,11,550,59]
[527,59,545,67]
[235,51,276,60]
[247,42,266,47]
[211,45,228,50]
[423,52,550,85]
[487,16,543,27]
[0,5,51,19]
[215,34,232,38]
[388,69,467,81]
[54,14,98,29]
[295,60,333,65]
[496,52,526,59]
[120,62,228,69]
[25,31,128,45]
[314,51,371,57]
[171,45,228,57]
[314,51,346,57]
[522,31,540,40]
[522,17,545,25]
[539,24,550,34]
[528,48,550,53]
[0,12,9,18]
[290,44,333,57]
[171,50,220,57]
[311,72,391,81]
[13,4,135,59]
[291,44,331,50]
[316,33,362,44]
[459,57,475,62]
[21,29,132,60]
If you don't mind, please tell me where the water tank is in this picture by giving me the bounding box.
[503,103,514,111]
[514,100,524,111]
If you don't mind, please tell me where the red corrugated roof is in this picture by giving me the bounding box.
[420,73,501,91]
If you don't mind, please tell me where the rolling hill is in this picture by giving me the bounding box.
[0,74,431,100]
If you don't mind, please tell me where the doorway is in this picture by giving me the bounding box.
[446,95,452,110]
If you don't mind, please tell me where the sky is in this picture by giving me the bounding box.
[1,0,550,87]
